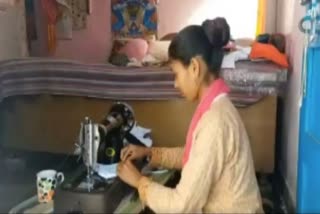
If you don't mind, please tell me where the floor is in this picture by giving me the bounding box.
[257,173,288,214]
[0,147,288,213]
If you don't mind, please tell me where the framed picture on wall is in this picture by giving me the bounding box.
[111,0,158,39]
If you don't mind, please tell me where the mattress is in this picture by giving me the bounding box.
[0,58,287,107]
[221,60,288,96]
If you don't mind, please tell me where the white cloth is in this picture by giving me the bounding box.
[127,58,143,67]
[96,163,118,180]
[221,46,251,69]
[129,124,153,147]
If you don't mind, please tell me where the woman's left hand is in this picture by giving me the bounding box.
[117,160,142,188]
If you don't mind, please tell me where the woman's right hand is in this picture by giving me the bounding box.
[120,144,151,161]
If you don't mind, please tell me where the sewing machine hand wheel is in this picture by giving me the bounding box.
[108,102,135,133]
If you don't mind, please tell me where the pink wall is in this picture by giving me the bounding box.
[54,0,111,63]
[53,0,195,63]
[54,0,197,63]
[53,0,274,64]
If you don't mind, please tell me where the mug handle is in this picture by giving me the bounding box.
[56,172,65,184]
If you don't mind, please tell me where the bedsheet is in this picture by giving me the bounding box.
[0,58,287,107]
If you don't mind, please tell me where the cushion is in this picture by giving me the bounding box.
[147,40,171,62]
[118,38,149,61]
[269,33,286,53]
[109,53,129,66]
[160,33,177,41]
[256,33,271,44]
[142,54,164,66]
[249,42,289,68]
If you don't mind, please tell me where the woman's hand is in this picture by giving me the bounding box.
[120,144,151,161]
[117,160,142,188]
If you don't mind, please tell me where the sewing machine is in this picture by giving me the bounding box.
[54,102,144,213]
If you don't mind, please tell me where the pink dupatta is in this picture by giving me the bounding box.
[182,78,230,166]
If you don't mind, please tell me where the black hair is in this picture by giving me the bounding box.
[168,17,230,76]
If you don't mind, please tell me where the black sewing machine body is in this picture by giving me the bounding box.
[54,165,134,213]
[54,102,144,213]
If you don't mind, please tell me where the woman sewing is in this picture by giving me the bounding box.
[117,17,263,213]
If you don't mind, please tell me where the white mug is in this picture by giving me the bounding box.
[36,169,64,203]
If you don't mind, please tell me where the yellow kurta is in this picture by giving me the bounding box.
[138,95,264,213]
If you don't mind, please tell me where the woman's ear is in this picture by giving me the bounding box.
[189,57,201,79]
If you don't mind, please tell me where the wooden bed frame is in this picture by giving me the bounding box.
[0,94,277,173]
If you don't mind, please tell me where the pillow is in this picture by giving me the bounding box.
[109,39,127,58]
[111,40,125,51]
[118,38,149,61]
[160,33,177,41]
[249,42,289,68]
[127,58,143,67]
[142,54,164,66]
[256,33,271,44]
[147,40,171,62]
[269,33,286,53]
[109,53,130,66]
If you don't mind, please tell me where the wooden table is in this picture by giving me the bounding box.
[9,170,176,214]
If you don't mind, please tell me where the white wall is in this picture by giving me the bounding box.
[266,0,277,34]
[157,0,278,39]
[277,0,305,206]
[0,0,28,60]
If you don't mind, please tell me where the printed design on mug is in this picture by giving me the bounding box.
[37,177,56,202]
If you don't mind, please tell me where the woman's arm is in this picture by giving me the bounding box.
[148,147,184,170]
[138,118,226,213]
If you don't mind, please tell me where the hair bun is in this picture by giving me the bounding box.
[202,17,230,49]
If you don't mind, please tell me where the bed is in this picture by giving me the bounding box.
[0,57,286,106]
[0,56,286,173]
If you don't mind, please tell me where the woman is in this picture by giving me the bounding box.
[117,17,263,213]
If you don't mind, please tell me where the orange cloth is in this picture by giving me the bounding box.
[250,42,289,68]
